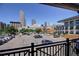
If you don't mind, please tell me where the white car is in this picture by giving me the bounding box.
[11,35,15,38]
[6,36,10,39]
[3,37,9,41]
[1,38,5,42]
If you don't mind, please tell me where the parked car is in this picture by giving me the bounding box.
[6,36,10,39]
[0,40,3,45]
[1,39,5,43]
[22,33,26,35]
[8,35,14,39]
[11,35,15,38]
[8,36,12,39]
[0,35,15,45]
[26,33,30,35]
[33,35,42,38]
[42,40,53,44]
[0,36,4,39]
[3,37,8,43]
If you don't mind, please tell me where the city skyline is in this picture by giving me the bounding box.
[0,3,79,56]
[0,3,78,26]
[19,10,26,27]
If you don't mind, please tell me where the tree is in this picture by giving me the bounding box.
[25,29,29,32]
[6,26,18,35]
[35,28,42,34]
[0,29,3,35]
[28,29,34,32]
[0,24,18,35]
[25,29,35,33]
[20,28,26,34]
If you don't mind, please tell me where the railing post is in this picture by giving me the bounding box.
[65,38,69,56]
[31,43,34,56]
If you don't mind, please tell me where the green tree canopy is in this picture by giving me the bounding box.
[35,28,42,34]
[6,26,18,35]
[20,28,26,33]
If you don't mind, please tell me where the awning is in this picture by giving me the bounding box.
[42,3,79,11]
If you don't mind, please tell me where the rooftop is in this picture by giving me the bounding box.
[10,21,21,24]
[58,15,79,22]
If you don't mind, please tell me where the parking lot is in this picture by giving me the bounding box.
[0,35,15,45]
[0,34,66,50]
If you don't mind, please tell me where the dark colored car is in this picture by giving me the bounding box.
[22,33,30,35]
[0,36,4,39]
[26,33,30,35]
[34,35,42,38]
[42,40,53,44]
[22,33,26,35]
[0,40,4,45]
[75,40,79,55]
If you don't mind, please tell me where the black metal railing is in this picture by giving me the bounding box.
[0,38,79,56]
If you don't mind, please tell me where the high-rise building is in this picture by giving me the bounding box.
[44,22,47,27]
[32,19,36,26]
[0,22,6,29]
[19,10,26,27]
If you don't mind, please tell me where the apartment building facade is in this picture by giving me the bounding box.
[58,15,79,39]
[10,21,21,29]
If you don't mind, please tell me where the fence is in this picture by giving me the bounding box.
[0,38,78,56]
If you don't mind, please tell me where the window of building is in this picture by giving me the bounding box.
[65,31,68,34]
[70,31,74,34]
[64,22,69,30]
[70,26,74,30]
[70,21,74,26]
[76,31,79,34]
[64,22,69,27]
[70,21,74,30]
[76,20,79,25]
[65,27,68,30]
[76,25,79,29]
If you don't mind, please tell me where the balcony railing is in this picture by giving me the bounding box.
[0,38,79,56]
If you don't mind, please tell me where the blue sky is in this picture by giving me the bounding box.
[0,3,78,26]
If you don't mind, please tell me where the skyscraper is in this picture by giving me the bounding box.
[44,21,47,27]
[19,10,26,27]
[32,19,36,26]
